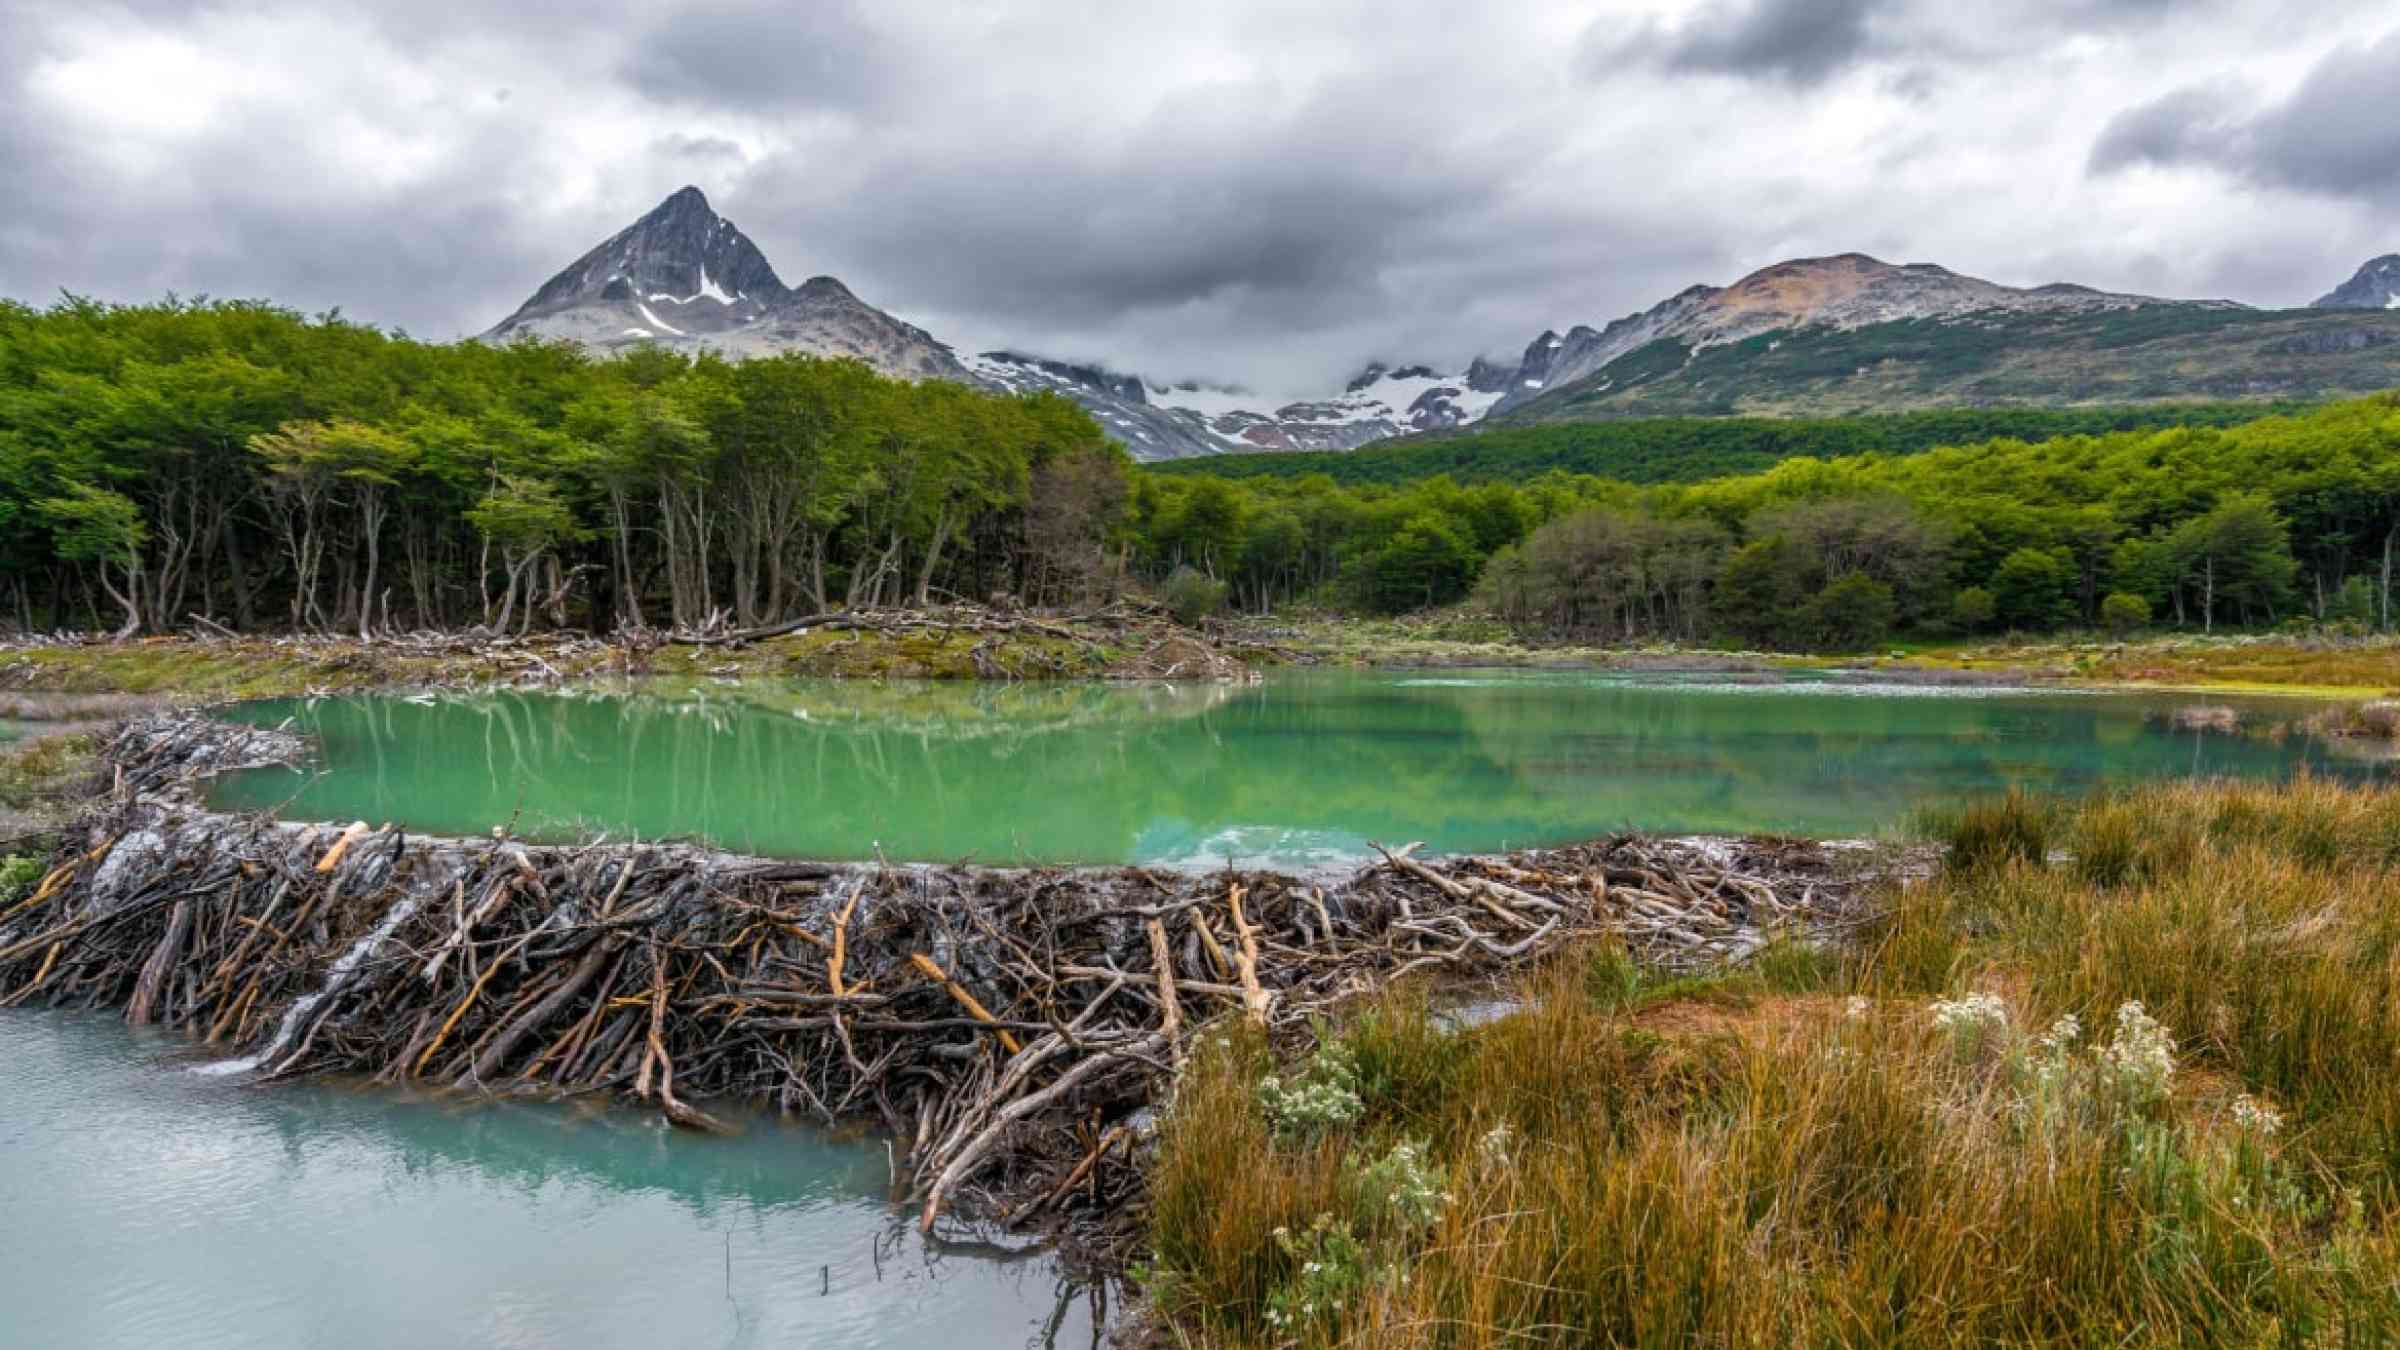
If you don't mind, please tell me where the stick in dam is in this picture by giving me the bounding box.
[0,713,1876,1267]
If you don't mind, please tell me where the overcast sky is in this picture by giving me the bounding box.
[4,0,2396,396]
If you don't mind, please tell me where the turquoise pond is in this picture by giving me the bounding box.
[203,669,2377,868]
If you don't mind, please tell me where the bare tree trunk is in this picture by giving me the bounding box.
[2382,526,2394,633]
[358,491,386,640]
[914,506,957,608]
[99,559,142,641]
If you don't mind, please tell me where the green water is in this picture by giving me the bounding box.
[0,1013,1095,1349]
[205,671,2374,867]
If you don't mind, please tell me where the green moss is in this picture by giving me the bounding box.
[0,732,98,812]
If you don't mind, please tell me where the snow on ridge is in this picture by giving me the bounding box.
[1148,382,1273,420]
[697,264,738,306]
[634,301,686,337]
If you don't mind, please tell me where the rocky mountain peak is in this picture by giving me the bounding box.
[2314,255,2400,310]
[515,186,785,320]
[1464,356,1515,393]
[482,188,967,383]
[1343,361,1391,393]
[1343,361,1444,393]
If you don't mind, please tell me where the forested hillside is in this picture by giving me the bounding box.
[1151,405,2301,487]
[6,296,2399,653]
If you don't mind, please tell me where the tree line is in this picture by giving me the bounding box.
[1134,393,2400,648]
[1,297,1131,637]
[5,295,2398,651]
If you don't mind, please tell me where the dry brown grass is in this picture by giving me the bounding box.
[1143,779,2400,1347]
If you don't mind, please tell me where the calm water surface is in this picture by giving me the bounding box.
[0,1013,1094,1349]
[206,671,2377,867]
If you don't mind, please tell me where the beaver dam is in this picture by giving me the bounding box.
[2,715,1866,1249]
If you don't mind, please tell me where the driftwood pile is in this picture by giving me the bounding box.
[0,716,1869,1268]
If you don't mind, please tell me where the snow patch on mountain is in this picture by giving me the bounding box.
[965,352,1510,460]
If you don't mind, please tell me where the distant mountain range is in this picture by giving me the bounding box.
[486,187,2400,460]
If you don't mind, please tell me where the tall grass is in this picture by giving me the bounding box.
[1145,778,2400,1347]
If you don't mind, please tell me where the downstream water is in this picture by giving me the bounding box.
[0,1014,1095,1349]
[207,671,2374,867]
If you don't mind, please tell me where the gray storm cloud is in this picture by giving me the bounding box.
[1,0,2394,393]
[2091,29,2400,207]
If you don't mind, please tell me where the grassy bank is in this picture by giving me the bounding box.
[1143,777,2400,1346]
[0,612,1248,701]
[1909,633,2400,695]
[1229,611,2400,695]
[1223,613,1849,675]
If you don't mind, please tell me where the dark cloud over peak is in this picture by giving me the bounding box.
[617,1,897,113]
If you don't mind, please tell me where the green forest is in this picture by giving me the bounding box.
[5,296,2400,651]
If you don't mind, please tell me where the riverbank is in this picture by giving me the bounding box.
[1143,776,2400,1346]
[0,605,1259,704]
[16,610,2400,709]
[1225,613,2400,697]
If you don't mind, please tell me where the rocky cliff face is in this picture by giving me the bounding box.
[2313,256,2400,310]
[483,187,969,381]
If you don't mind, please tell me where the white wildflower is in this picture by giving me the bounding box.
[1477,1120,1517,1168]
[2036,1013,2081,1054]
[1257,1043,1364,1142]
[2099,1001,2175,1105]
[2230,1094,2283,1137]
[1350,1138,1450,1236]
[1930,990,2009,1057]
[1846,995,1871,1020]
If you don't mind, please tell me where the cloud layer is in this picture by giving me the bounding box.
[3,0,2395,394]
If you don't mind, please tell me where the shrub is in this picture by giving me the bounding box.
[2100,590,2151,636]
[1803,572,1897,652]
[1158,565,1228,626]
[1991,547,2078,629]
[1951,585,1997,632]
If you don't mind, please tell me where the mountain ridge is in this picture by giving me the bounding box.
[484,192,2400,458]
